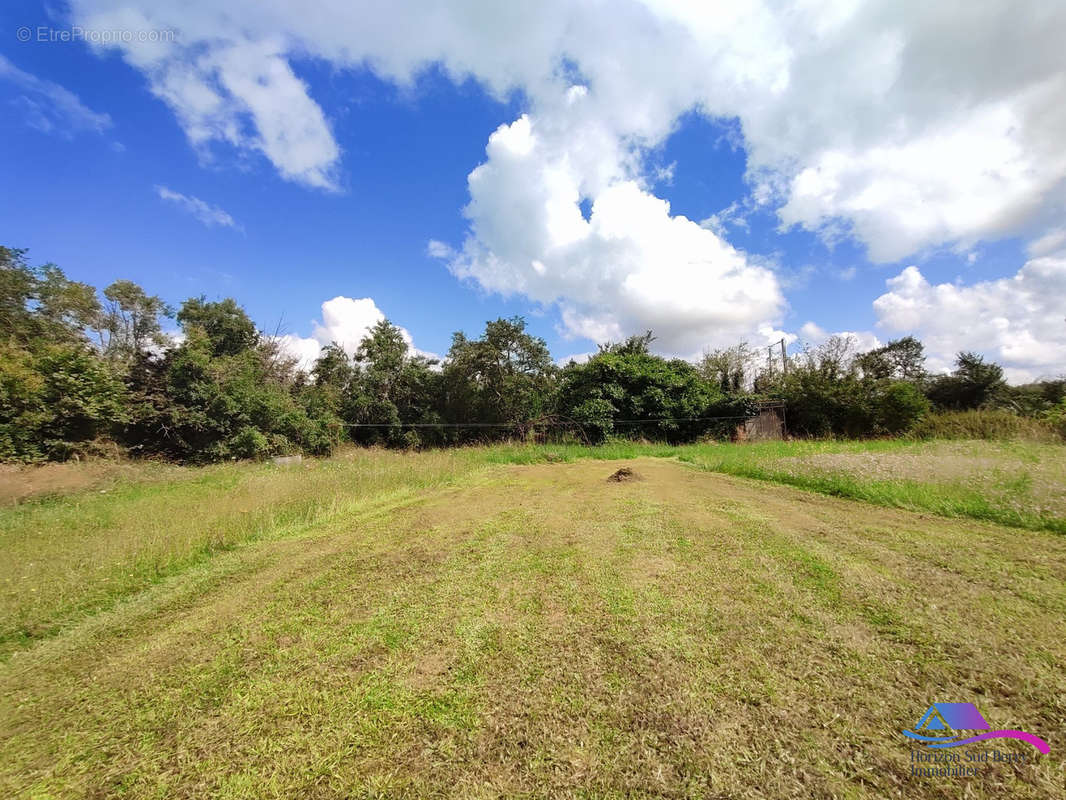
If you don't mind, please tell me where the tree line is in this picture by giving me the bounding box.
[2,246,1064,462]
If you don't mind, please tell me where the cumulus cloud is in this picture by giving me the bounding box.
[438,108,786,354]
[68,0,1066,360]
[68,1,1066,258]
[797,322,882,354]
[155,185,241,230]
[274,296,428,371]
[0,54,112,137]
[273,333,323,372]
[873,258,1066,382]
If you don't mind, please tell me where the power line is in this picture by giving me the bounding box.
[343,414,756,428]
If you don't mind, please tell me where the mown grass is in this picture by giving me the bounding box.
[487,438,1066,534]
[2,438,1063,660]
[0,448,490,655]
[2,457,1063,798]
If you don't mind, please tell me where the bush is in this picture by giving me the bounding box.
[871,381,930,435]
[1043,400,1066,440]
[0,341,126,461]
[557,346,738,444]
[910,410,1061,442]
[228,426,270,460]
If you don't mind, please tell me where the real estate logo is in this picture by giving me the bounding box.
[903,702,1049,778]
[903,702,1049,752]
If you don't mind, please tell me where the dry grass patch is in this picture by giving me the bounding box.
[774,440,1066,517]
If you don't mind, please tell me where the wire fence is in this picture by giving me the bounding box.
[342,414,756,429]
[341,404,788,444]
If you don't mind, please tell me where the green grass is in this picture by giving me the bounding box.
[0,449,491,654]
[1,453,1064,798]
[3,438,1065,660]
[487,438,1066,534]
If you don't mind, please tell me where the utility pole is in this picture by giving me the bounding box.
[767,338,788,377]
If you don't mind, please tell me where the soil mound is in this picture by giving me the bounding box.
[607,467,643,483]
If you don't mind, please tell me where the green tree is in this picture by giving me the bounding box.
[0,248,125,460]
[698,342,753,393]
[99,279,173,362]
[334,320,442,447]
[871,380,930,434]
[557,344,747,443]
[926,352,1007,410]
[0,247,100,346]
[123,308,341,462]
[441,317,556,441]
[855,336,926,383]
[176,297,258,357]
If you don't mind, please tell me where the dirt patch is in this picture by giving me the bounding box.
[607,467,643,483]
[405,649,453,690]
[0,460,180,506]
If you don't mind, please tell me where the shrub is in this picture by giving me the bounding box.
[228,426,270,460]
[910,410,1061,442]
[871,381,930,435]
[1043,400,1066,440]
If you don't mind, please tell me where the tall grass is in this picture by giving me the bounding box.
[911,409,1061,442]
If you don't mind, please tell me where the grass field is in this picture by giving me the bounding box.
[2,440,1064,797]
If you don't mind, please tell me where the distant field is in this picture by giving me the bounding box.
[2,441,1064,797]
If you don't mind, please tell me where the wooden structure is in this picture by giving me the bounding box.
[735,401,786,441]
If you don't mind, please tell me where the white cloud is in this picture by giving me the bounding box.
[426,240,455,259]
[1028,228,1066,258]
[438,109,786,354]
[699,200,752,237]
[798,321,882,354]
[312,296,401,355]
[69,0,1066,258]
[273,296,431,372]
[873,258,1066,382]
[68,0,1066,346]
[273,333,322,372]
[777,103,1063,262]
[0,54,112,137]
[155,185,241,230]
[555,351,594,367]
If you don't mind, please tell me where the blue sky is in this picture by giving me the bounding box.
[2,1,1064,381]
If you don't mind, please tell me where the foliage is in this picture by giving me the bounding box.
[98,279,173,362]
[910,409,1062,442]
[122,325,342,462]
[2,244,1061,463]
[1045,400,1066,440]
[854,336,926,382]
[317,320,440,447]
[440,316,556,443]
[1002,379,1066,416]
[925,351,1006,410]
[772,336,929,437]
[176,296,259,357]
[698,342,755,393]
[870,380,930,435]
[1,249,126,461]
[557,341,751,443]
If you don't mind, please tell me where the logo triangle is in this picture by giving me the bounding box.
[916,706,950,731]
